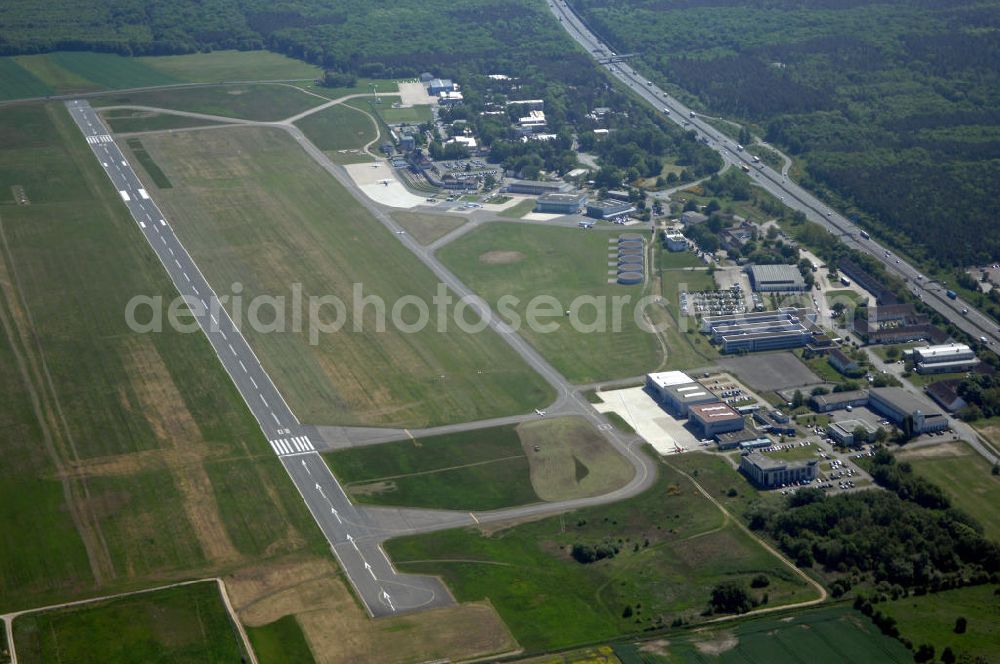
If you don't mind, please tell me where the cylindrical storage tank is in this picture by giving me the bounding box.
[618,242,644,252]
[618,271,643,285]
[618,246,643,256]
[618,256,644,267]
[619,233,643,242]
[618,264,642,275]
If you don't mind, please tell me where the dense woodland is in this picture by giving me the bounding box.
[571,0,1000,268]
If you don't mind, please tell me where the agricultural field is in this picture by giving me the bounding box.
[12,581,245,663]
[611,604,912,663]
[386,458,818,652]
[231,557,517,664]
[657,256,721,370]
[897,442,1000,542]
[138,126,552,427]
[99,109,224,134]
[877,584,1000,664]
[390,211,465,246]
[0,51,321,102]
[0,103,325,611]
[295,103,378,157]
[439,223,663,383]
[325,417,632,509]
[92,84,322,122]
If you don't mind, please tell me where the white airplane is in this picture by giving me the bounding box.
[534,409,546,417]
[379,179,391,186]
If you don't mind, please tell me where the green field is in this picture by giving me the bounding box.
[100,109,224,134]
[658,250,703,269]
[247,615,316,664]
[138,126,552,427]
[138,51,321,83]
[497,199,536,218]
[92,84,322,122]
[386,458,816,651]
[439,223,663,383]
[379,104,433,125]
[295,103,377,155]
[391,211,466,246]
[0,58,52,100]
[12,582,244,663]
[878,584,1000,664]
[899,443,1000,542]
[612,604,911,663]
[0,103,325,611]
[326,417,631,509]
[326,425,537,510]
[658,256,721,370]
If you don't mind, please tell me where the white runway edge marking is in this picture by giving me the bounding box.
[138,188,150,200]
[119,190,130,202]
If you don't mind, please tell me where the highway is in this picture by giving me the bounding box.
[66,98,663,618]
[548,0,1000,349]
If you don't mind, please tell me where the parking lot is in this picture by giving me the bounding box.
[716,352,823,392]
[680,285,745,317]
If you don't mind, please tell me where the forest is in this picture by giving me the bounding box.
[569,0,1000,268]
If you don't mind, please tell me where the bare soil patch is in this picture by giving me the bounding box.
[479,250,526,264]
[693,631,738,655]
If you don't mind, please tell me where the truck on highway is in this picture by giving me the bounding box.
[752,155,760,163]
[740,164,750,173]
[947,289,957,299]
[859,230,870,240]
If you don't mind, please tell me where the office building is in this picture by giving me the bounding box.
[827,419,878,446]
[740,452,818,489]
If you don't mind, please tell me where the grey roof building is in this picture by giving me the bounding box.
[534,192,588,214]
[747,264,807,292]
[740,452,818,489]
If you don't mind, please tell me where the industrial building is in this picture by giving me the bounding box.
[740,452,818,489]
[587,200,635,220]
[427,78,457,95]
[662,230,687,252]
[701,307,817,354]
[681,211,708,226]
[907,344,980,375]
[852,303,948,345]
[752,410,796,436]
[659,382,719,416]
[827,419,878,446]
[688,403,745,438]
[534,192,587,214]
[747,264,807,292]
[828,348,861,375]
[502,179,569,195]
[868,387,948,434]
[716,429,772,451]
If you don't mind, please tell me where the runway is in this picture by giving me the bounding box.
[64,100,452,617]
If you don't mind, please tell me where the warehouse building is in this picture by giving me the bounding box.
[868,387,948,434]
[908,343,980,375]
[747,264,807,292]
[740,452,818,489]
[716,429,772,451]
[534,192,588,215]
[811,390,870,413]
[688,403,745,438]
[587,200,635,220]
[428,78,457,95]
[645,371,694,402]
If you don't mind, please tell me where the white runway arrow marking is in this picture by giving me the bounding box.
[302,459,311,475]
[331,507,341,524]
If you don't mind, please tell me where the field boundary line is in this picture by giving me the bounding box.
[344,454,527,485]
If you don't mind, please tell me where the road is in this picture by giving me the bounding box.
[66,99,660,618]
[548,0,1000,350]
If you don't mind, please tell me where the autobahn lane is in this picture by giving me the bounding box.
[64,100,450,618]
[548,0,1000,349]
